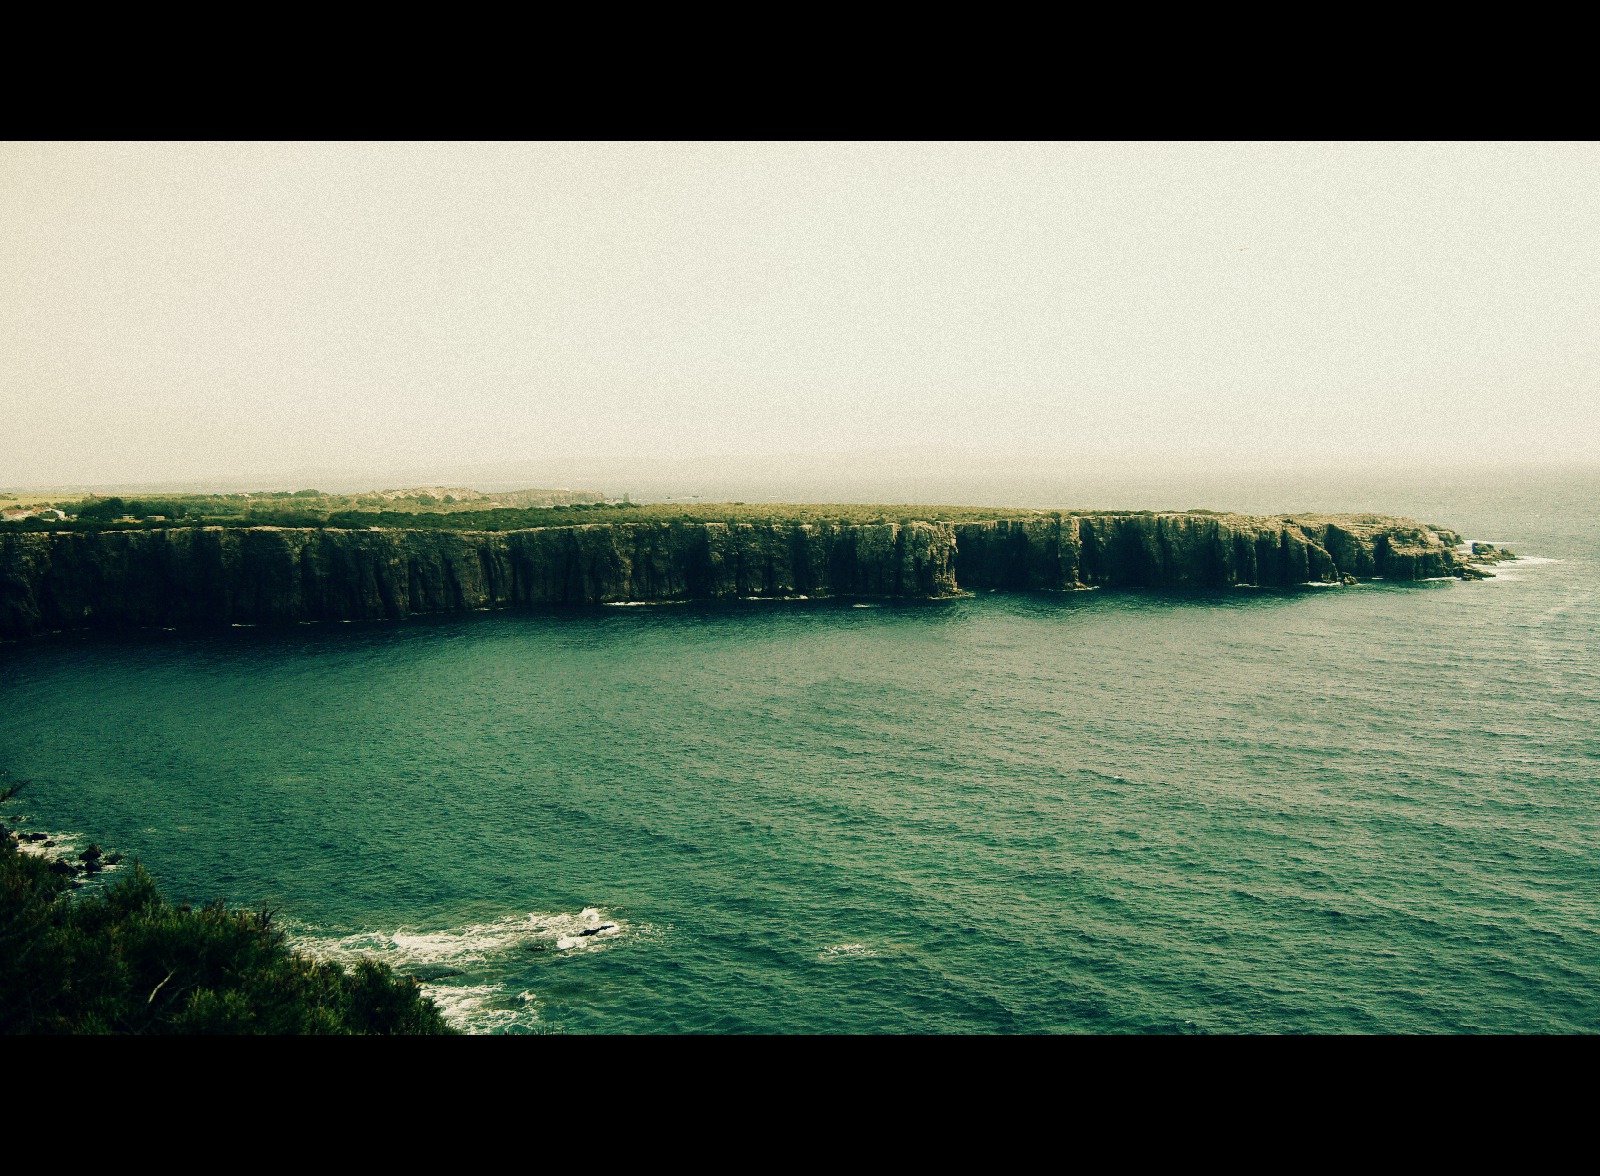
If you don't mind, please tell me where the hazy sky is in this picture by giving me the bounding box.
[3,141,1597,490]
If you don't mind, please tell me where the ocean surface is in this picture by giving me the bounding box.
[4,471,1597,1033]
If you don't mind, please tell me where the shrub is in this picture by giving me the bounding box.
[1,822,455,1035]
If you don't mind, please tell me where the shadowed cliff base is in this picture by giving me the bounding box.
[0,510,1481,639]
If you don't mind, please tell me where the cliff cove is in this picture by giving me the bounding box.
[0,511,1478,639]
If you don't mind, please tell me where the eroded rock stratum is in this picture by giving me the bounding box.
[0,513,1475,637]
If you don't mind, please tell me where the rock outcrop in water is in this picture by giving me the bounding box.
[0,513,1469,638]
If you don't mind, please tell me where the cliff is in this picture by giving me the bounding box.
[0,521,955,637]
[0,513,1468,638]
[951,512,1464,591]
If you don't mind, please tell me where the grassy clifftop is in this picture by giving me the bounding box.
[2,493,1058,534]
[0,491,1465,537]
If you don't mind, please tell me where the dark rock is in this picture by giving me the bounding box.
[1469,542,1516,565]
[0,513,1479,636]
[79,843,102,862]
[408,965,464,981]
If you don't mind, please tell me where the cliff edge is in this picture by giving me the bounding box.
[0,512,1471,638]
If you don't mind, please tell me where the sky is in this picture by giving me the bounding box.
[2,141,1597,495]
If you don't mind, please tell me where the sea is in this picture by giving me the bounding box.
[3,468,1596,1033]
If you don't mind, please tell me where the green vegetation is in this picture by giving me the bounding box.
[74,496,193,521]
[0,487,617,533]
[1,489,1070,535]
[0,484,1232,538]
[0,779,455,1035]
[314,501,1050,531]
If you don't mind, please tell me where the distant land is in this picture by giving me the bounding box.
[0,490,1512,639]
[0,486,604,515]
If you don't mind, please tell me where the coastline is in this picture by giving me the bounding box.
[0,509,1496,640]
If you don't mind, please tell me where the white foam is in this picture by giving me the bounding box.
[556,908,621,950]
[1460,540,1554,566]
[821,943,880,959]
[299,907,628,970]
[290,905,634,1032]
[421,983,527,1033]
[11,829,127,886]
[15,829,81,858]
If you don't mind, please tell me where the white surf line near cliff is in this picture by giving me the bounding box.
[9,825,130,894]
[287,906,634,1033]
[13,828,82,857]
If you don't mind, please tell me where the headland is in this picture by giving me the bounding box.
[0,495,1503,639]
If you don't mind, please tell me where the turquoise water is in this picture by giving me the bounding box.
[4,477,1597,1033]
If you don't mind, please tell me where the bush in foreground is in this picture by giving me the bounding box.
[1,828,456,1035]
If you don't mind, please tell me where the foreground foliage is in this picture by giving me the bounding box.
[0,815,455,1035]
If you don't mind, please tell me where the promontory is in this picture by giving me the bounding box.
[0,501,1489,639]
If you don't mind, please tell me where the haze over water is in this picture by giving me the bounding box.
[4,470,1596,1033]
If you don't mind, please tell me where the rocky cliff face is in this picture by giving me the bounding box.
[951,513,1464,591]
[0,513,1467,638]
[0,521,956,638]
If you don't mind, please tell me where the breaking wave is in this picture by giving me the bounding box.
[289,906,633,1033]
[821,943,880,959]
